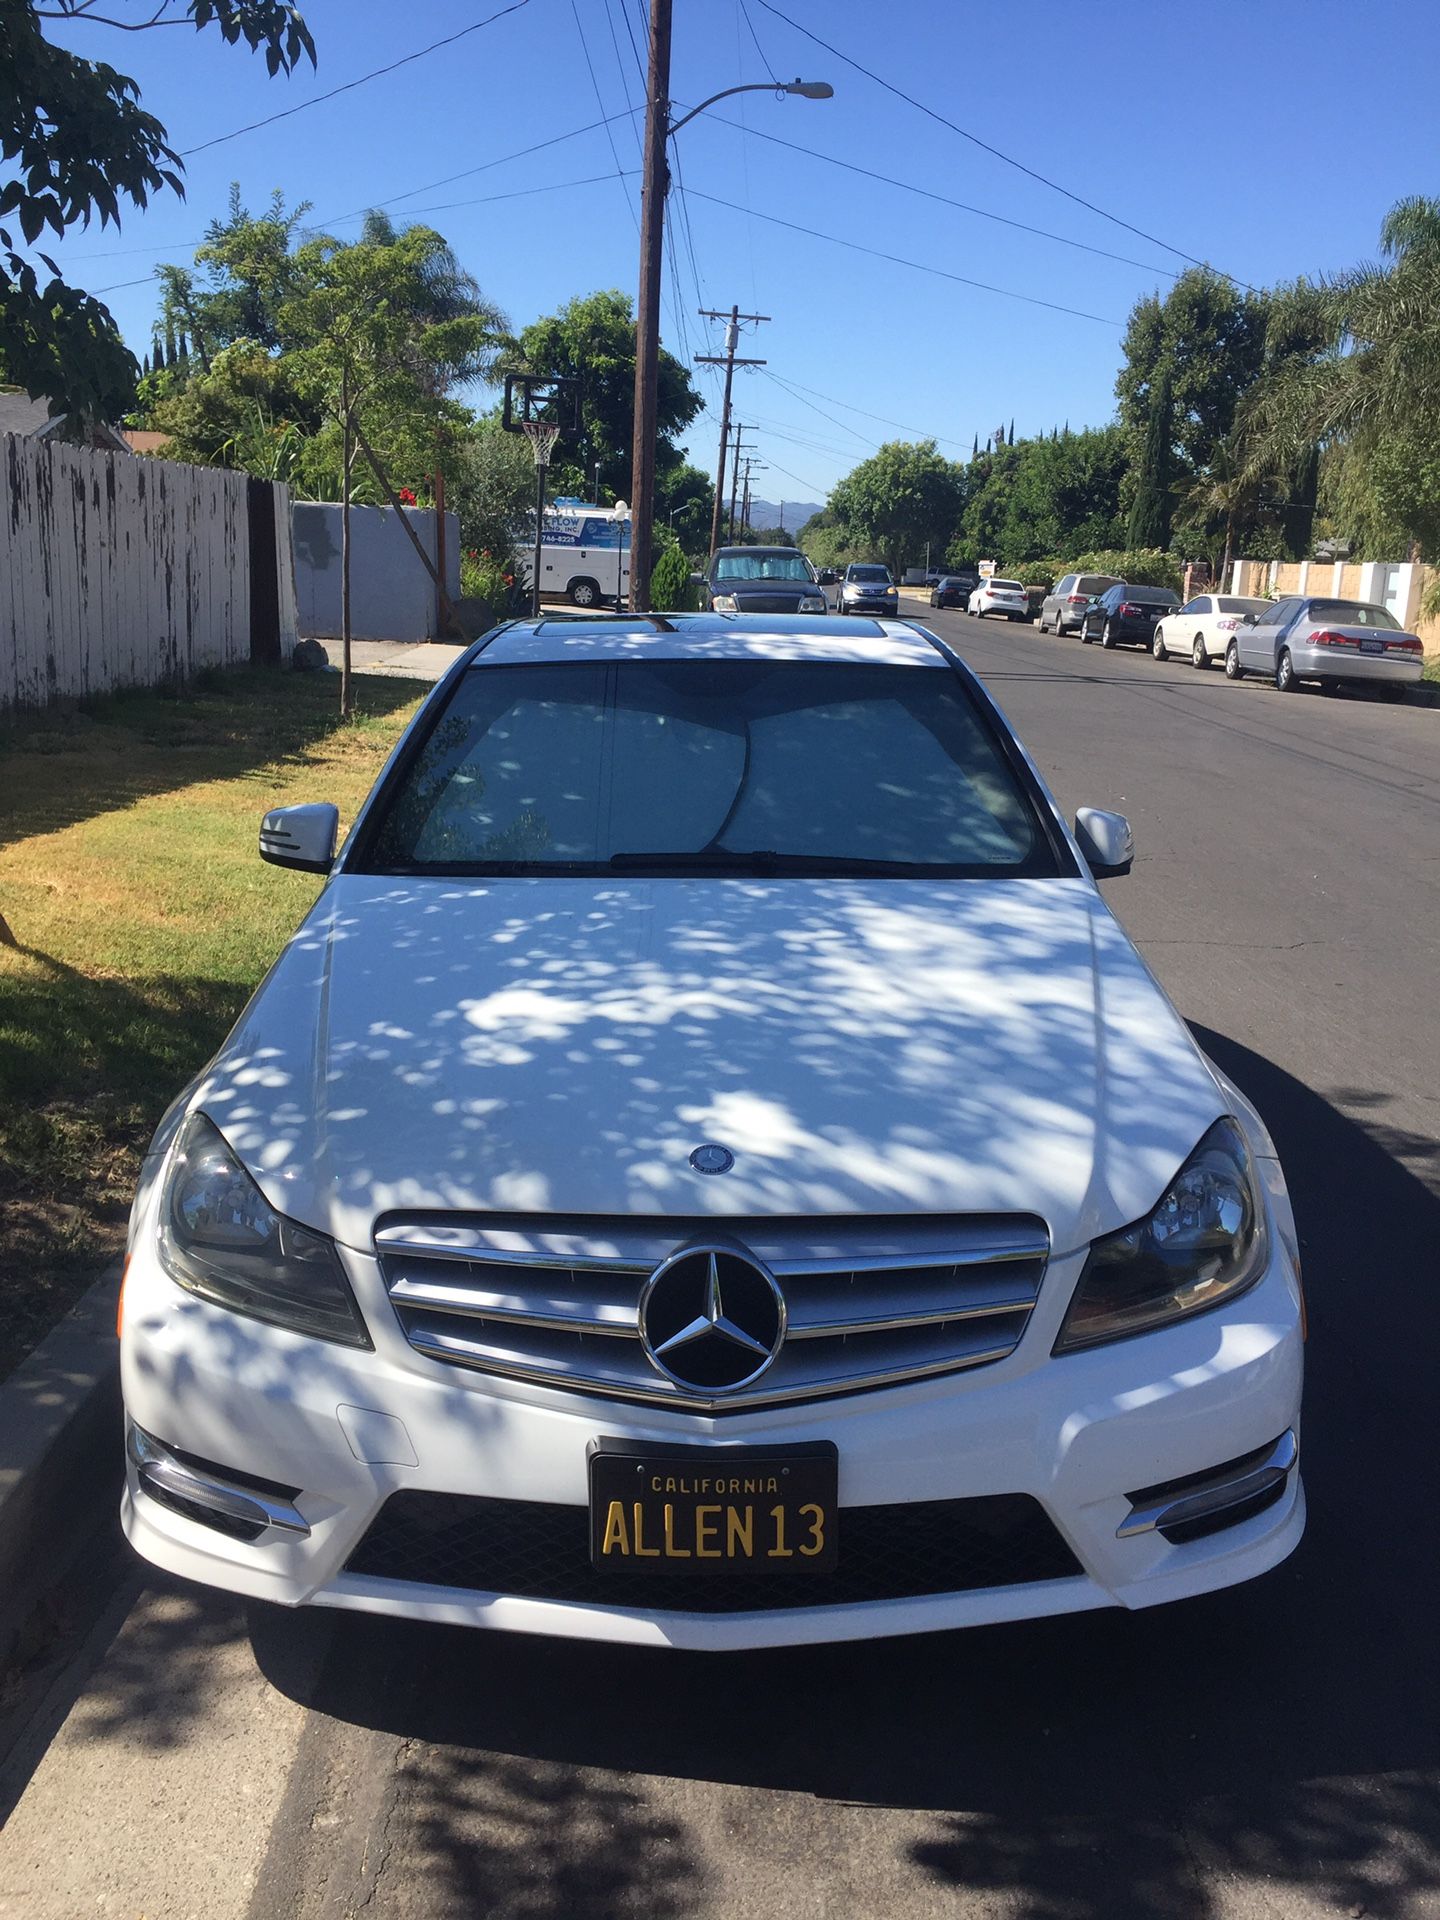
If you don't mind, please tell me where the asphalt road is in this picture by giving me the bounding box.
[2,610,1438,1920]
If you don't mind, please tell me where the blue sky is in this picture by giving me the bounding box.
[33,0,1440,509]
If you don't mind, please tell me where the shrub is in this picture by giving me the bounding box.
[1070,547,1183,594]
[649,542,697,611]
[461,546,527,616]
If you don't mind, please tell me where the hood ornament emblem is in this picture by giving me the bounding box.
[689,1143,734,1175]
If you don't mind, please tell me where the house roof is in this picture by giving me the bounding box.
[0,389,130,451]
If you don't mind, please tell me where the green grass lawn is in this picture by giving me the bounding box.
[0,667,430,1380]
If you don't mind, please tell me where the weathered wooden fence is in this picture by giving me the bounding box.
[1,433,297,710]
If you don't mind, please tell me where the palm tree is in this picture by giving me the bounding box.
[1238,196,1440,517]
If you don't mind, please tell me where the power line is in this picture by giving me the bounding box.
[750,0,1242,282]
[48,108,647,260]
[570,0,640,235]
[180,0,532,157]
[683,187,1124,325]
[762,370,974,454]
[738,0,778,80]
[700,113,1181,280]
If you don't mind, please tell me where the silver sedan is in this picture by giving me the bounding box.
[1226,596,1425,698]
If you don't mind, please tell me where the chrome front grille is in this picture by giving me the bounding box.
[377,1215,1049,1412]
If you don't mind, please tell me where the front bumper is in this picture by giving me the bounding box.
[1288,645,1422,685]
[843,596,899,613]
[120,1177,1305,1649]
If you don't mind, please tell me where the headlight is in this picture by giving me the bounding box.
[711,593,738,612]
[158,1114,372,1347]
[799,596,826,613]
[1054,1118,1267,1353]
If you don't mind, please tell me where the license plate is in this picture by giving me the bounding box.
[589,1441,838,1574]
[1360,638,1384,654]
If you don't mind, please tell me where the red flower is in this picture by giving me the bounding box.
[397,486,417,506]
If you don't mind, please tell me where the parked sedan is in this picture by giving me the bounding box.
[840,563,900,616]
[1038,572,1122,634]
[968,577,1030,620]
[1079,583,1181,648]
[929,574,972,609]
[1225,595,1424,697]
[120,611,1304,1650]
[1153,594,1272,668]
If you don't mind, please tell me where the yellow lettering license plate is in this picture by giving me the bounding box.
[588,1443,839,1574]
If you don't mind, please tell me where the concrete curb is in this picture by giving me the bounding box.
[0,1264,123,1669]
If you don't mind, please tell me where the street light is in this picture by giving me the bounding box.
[628,22,832,610]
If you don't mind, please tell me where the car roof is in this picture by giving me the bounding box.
[473,613,945,668]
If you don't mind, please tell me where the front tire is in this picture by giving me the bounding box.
[1152,629,1168,661]
[1276,646,1300,693]
[1225,639,1244,680]
[1192,635,1209,669]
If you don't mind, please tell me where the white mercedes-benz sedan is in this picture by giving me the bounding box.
[120,613,1304,1650]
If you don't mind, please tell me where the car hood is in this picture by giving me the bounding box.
[719,582,822,603]
[196,876,1225,1254]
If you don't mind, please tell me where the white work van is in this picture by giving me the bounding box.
[518,500,632,609]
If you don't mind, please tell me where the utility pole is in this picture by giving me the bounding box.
[628,0,673,610]
[740,457,766,535]
[696,305,768,562]
[727,425,754,542]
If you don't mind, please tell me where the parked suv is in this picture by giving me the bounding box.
[1078,582,1181,648]
[701,547,828,615]
[1039,573,1122,635]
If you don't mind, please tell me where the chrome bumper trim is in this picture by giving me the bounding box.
[1117,1429,1297,1540]
[127,1423,310,1536]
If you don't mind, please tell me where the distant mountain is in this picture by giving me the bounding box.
[744,498,824,535]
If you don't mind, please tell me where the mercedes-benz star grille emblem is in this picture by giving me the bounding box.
[638,1245,786,1394]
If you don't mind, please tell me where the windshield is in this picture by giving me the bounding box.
[359,661,1060,878]
[849,566,891,583]
[1122,587,1178,605]
[989,580,1023,593]
[1217,597,1269,615]
[1076,576,1119,595]
[713,551,814,582]
[1307,600,1401,630]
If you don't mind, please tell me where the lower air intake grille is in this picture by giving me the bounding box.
[345,1491,1080,1612]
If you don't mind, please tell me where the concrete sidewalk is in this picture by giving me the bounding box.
[345,638,465,680]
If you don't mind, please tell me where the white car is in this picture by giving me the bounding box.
[1153,594,1272,668]
[120,613,1304,1651]
[968,577,1029,620]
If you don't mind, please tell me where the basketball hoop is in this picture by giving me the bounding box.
[521,420,560,470]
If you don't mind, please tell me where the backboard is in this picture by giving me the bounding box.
[502,372,580,436]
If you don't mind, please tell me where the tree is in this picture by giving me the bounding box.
[514,290,702,502]
[828,440,965,576]
[1239,196,1440,564]
[952,428,1125,567]
[656,461,714,554]
[280,225,508,712]
[1,1,314,417]
[1127,367,1174,550]
[1115,269,1270,512]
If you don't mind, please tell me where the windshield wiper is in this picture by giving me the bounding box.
[606,850,949,876]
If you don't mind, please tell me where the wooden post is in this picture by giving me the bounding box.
[434,462,449,639]
[340,393,353,718]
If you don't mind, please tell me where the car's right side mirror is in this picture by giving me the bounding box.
[260,803,339,874]
[1074,807,1133,879]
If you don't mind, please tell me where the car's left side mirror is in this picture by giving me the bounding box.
[1074,806,1133,878]
[688,572,707,587]
[260,803,339,874]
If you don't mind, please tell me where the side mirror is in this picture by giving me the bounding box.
[817,569,837,585]
[1240,612,1257,625]
[688,572,706,587]
[260,802,339,874]
[1074,806,1133,879]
